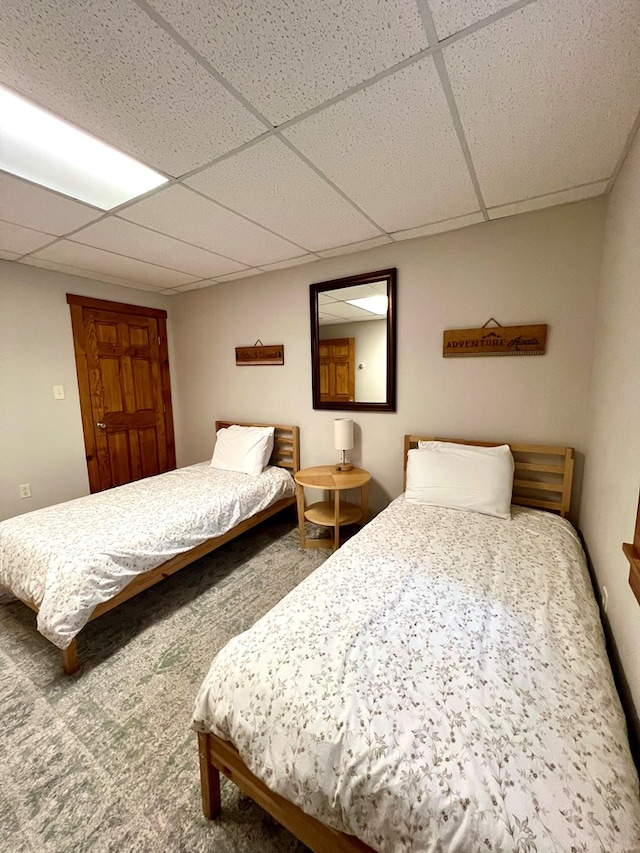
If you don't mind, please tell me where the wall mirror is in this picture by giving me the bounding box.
[310,268,396,412]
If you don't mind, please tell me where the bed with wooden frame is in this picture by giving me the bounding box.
[194,436,640,853]
[1,421,299,676]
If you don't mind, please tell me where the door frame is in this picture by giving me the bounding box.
[67,293,176,493]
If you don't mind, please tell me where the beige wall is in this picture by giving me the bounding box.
[0,261,173,520]
[170,198,605,516]
[579,129,640,711]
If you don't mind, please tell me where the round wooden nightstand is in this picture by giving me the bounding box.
[294,465,371,551]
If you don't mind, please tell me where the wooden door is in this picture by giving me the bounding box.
[67,294,176,493]
[319,337,355,404]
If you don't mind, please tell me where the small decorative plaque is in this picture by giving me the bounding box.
[235,344,284,366]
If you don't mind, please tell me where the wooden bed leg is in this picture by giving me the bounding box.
[62,639,79,675]
[198,732,221,818]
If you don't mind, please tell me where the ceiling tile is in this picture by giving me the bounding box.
[21,256,167,291]
[316,236,394,258]
[215,269,264,282]
[0,220,56,255]
[186,137,381,251]
[0,0,266,176]
[427,0,519,40]
[146,0,428,124]
[284,59,479,233]
[0,173,102,235]
[119,185,303,265]
[391,212,485,241]
[31,240,199,288]
[445,0,640,207]
[72,217,246,278]
[487,181,608,220]
[171,280,219,292]
[259,255,319,271]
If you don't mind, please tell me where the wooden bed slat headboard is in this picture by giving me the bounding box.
[403,435,575,517]
[215,421,300,474]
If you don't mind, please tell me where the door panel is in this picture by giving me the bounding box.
[139,427,160,479]
[318,337,355,404]
[68,295,176,493]
[108,430,134,487]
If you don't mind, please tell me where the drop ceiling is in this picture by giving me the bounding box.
[1,0,639,295]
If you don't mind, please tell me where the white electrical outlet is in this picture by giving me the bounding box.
[19,483,31,499]
[53,385,65,399]
[602,585,609,613]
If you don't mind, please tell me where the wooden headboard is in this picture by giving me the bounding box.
[215,421,300,474]
[403,435,575,518]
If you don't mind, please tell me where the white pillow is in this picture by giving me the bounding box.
[210,425,275,476]
[406,442,514,519]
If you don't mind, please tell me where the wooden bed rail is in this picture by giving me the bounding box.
[403,436,575,518]
[198,732,374,853]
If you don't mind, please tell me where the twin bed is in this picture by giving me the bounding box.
[0,421,299,674]
[193,436,640,853]
[2,426,639,849]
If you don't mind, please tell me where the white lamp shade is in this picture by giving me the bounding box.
[334,418,354,451]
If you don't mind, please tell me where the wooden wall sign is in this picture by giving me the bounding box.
[623,488,640,607]
[235,343,284,366]
[443,323,547,358]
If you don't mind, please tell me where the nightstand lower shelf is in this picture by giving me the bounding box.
[304,500,363,527]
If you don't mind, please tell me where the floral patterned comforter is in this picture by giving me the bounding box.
[193,496,640,853]
[0,463,294,650]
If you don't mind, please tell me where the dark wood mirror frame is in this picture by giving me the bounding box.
[310,268,397,412]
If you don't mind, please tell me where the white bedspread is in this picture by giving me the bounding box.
[193,496,640,853]
[0,463,294,649]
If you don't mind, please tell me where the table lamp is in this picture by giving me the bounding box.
[334,418,354,472]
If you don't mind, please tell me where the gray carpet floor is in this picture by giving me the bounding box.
[0,514,330,853]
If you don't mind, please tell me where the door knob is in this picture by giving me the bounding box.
[96,422,107,429]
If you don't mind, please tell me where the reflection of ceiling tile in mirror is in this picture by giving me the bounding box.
[319,303,371,324]
[318,283,388,324]
[319,285,382,305]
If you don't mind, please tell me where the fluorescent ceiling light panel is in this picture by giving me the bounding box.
[346,295,388,315]
[0,86,168,210]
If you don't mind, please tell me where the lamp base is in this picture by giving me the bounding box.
[334,462,353,472]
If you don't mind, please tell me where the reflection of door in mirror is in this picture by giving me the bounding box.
[318,281,388,404]
[319,337,355,403]
[320,322,387,402]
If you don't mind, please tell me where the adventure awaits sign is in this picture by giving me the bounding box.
[443,324,547,358]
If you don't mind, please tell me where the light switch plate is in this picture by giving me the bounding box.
[53,385,65,399]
